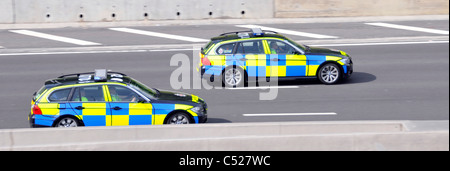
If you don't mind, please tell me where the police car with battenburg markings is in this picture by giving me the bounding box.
[198,28,353,87]
[29,69,207,128]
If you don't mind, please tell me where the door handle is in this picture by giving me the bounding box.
[75,106,85,110]
[271,58,279,61]
[239,58,248,61]
[113,106,122,110]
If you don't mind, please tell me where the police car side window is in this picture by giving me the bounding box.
[108,85,142,103]
[268,40,297,55]
[216,43,235,55]
[70,86,104,102]
[236,40,265,54]
[48,88,72,102]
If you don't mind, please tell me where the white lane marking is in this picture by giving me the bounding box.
[0,50,147,56]
[309,40,449,47]
[366,23,449,35]
[226,86,300,90]
[148,48,194,52]
[0,49,195,56]
[243,112,337,117]
[0,40,447,57]
[235,24,338,39]
[9,30,101,46]
[109,28,209,43]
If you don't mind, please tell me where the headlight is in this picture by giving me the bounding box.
[190,106,202,114]
[340,58,351,65]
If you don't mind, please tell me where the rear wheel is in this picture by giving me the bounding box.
[222,66,245,87]
[55,117,80,127]
[318,63,341,85]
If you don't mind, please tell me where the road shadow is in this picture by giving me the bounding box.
[340,72,377,85]
[206,118,233,123]
[203,72,376,88]
[262,72,377,86]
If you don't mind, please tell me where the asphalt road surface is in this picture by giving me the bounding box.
[0,18,448,129]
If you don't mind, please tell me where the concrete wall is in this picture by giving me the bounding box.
[0,0,274,24]
[0,121,448,151]
[0,0,15,23]
[275,0,450,18]
[0,0,449,24]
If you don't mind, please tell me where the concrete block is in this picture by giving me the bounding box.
[275,0,449,18]
[1,121,448,151]
[9,0,275,23]
[0,0,14,23]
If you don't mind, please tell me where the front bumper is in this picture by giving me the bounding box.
[343,63,353,79]
[197,103,208,123]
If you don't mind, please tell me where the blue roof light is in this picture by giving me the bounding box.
[251,28,264,36]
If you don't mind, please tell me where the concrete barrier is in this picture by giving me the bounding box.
[0,0,14,24]
[0,121,448,151]
[1,0,448,24]
[1,0,273,24]
[275,0,450,18]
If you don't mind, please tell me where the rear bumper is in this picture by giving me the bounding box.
[29,113,52,128]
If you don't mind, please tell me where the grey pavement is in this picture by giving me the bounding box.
[0,17,448,129]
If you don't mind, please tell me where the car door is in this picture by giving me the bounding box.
[266,39,307,77]
[236,40,267,77]
[69,85,111,126]
[106,85,153,126]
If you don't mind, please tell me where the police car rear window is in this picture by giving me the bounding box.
[202,41,214,54]
[48,88,71,102]
[216,43,236,55]
[33,86,47,101]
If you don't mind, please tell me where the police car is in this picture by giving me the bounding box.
[199,28,353,87]
[29,69,207,128]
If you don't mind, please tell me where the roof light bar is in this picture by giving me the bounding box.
[251,28,264,36]
[94,69,107,81]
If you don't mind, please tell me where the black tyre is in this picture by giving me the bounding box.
[166,112,192,124]
[318,63,341,85]
[54,116,80,127]
[222,66,245,87]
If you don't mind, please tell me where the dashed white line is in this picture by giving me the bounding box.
[235,25,339,39]
[0,49,196,56]
[0,40,447,57]
[9,30,101,46]
[366,23,449,35]
[109,28,209,43]
[243,112,337,117]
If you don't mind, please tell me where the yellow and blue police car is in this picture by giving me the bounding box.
[199,28,353,87]
[29,69,207,128]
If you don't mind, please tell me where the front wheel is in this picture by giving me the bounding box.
[318,63,341,85]
[166,113,192,124]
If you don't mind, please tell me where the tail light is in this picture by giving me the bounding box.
[200,52,211,66]
[202,57,211,66]
[32,104,42,115]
